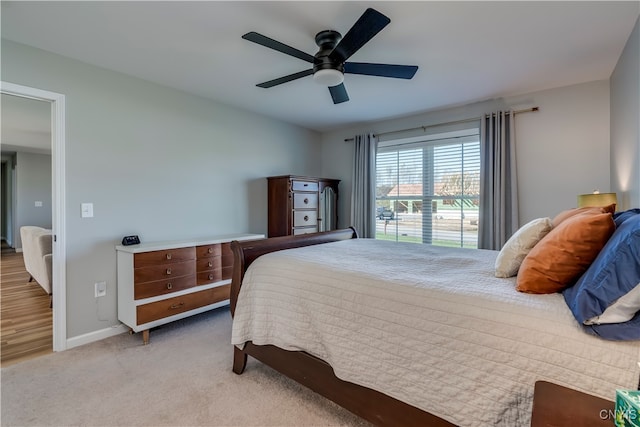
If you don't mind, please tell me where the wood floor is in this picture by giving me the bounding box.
[1,250,53,367]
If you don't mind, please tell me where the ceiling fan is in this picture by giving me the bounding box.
[242,8,418,104]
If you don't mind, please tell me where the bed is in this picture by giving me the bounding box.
[229,227,640,427]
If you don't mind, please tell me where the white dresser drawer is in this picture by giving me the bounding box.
[293,192,318,209]
[293,210,317,227]
[291,180,319,192]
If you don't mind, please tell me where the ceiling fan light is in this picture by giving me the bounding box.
[313,69,344,87]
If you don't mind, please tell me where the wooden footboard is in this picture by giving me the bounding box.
[229,228,454,427]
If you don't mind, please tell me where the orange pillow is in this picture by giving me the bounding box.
[516,210,615,294]
[552,203,616,227]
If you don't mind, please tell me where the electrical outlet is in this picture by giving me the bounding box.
[95,281,107,298]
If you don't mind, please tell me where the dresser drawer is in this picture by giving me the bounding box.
[134,274,196,300]
[134,260,195,284]
[196,244,221,258]
[134,247,195,268]
[291,180,318,192]
[293,210,317,227]
[196,257,221,272]
[197,270,222,285]
[293,192,318,209]
[136,285,230,325]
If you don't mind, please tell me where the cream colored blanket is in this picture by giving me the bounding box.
[232,239,640,426]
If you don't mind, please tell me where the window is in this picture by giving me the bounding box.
[375,128,480,248]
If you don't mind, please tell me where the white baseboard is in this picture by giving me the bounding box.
[15,248,23,253]
[65,324,128,350]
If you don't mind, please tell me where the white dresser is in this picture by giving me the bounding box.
[116,233,263,344]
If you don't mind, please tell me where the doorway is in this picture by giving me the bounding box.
[1,158,13,249]
[1,81,67,352]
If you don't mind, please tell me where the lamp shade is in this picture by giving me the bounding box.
[577,192,617,208]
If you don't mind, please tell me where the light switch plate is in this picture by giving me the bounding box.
[95,281,106,298]
[81,203,94,218]
[35,201,43,207]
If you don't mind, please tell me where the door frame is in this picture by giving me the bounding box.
[1,81,67,351]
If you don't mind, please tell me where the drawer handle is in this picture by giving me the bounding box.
[208,261,213,267]
[303,198,309,204]
[167,283,172,290]
[303,183,308,187]
[170,302,185,309]
[304,215,309,221]
[166,268,172,275]
[166,253,172,260]
[208,273,214,280]
[208,247,213,254]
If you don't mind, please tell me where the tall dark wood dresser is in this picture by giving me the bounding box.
[267,175,340,237]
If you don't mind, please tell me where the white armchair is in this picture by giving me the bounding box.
[20,226,53,305]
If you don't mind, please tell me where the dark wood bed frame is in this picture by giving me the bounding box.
[230,228,455,427]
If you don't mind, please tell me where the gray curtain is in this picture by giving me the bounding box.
[479,111,519,250]
[350,133,377,238]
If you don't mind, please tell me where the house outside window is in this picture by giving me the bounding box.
[375,127,480,248]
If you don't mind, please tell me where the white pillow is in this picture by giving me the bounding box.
[494,217,553,278]
[584,283,640,325]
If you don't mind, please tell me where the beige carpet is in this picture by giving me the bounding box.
[1,307,371,426]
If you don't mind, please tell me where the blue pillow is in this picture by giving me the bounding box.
[614,208,640,227]
[563,212,640,340]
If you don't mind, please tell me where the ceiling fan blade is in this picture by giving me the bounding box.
[242,32,315,63]
[344,62,418,79]
[256,69,314,88]
[329,83,349,104]
[330,8,390,63]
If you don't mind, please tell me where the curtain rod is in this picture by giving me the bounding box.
[343,107,539,142]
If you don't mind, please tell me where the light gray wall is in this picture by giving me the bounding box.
[2,40,322,339]
[321,80,611,228]
[611,17,639,210]
[14,151,52,248]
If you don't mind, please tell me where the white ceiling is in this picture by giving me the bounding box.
[1,1,638,133]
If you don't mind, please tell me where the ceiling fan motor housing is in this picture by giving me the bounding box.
[313,30,344,74]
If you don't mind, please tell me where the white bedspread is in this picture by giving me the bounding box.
[232,239,640,426]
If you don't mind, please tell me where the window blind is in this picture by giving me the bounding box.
[375,131,480,248]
